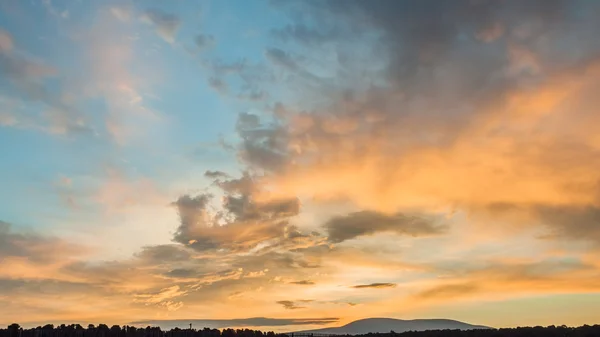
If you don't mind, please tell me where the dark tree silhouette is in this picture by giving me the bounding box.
[2,323,600,337]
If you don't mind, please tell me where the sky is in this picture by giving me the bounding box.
[1,0,600,331]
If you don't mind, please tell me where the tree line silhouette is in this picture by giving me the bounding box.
[2,324,600,337]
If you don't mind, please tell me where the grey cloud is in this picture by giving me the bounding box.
[208,77,228,94]
[276,299,313,310]
[482,203,600,245]
[0,221,81,262]
[135,244,193,264]
[204,170,229,179]
[232,251,321,271]
[271,24,341,46]
[0,278,96,296]
[172,173,302,253]
[255,0,600,167]
[223,195,299,222]
[164,268,197,279]
[535,205,600,244]
[172,194,212,244]
[290,280,315,285]
[130,317,339,330]
[141,9,181,43]
[0,29,91,135]
[235,113,289,172]
[216,171,255,194]
[352,282,396,289]
[318,0,573,82]
[264,47,322,85]
[265,48,299,71]
[195,34,216,50]
[323,211,445,243]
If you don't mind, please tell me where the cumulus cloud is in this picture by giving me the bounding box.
[141,9,181,43]
[172,173,307,254]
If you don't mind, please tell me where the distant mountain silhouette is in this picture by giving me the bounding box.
[293,318,490,335]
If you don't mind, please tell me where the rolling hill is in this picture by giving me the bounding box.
[293,318,491,335]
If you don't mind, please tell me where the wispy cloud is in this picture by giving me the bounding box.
[141,9,181,43]
[352,283,397,289]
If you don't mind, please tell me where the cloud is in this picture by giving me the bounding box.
[135,244,193,264]
[204,170,229,179]
[271,24,341,46]
[141,9,181,43]
[42,0,69,19]
[290,280,315,285]
[352,283,397,289]
[0,29,13,52]
[411,257,600,304]
[0,221,84,262]
[323,211,445,243]
[172,194,213,239]
[0,29,92,135]
[110,7,131,22]
[172,172,308,253]
[534,205,600,245]
[276,299,313,310]
[475,22,504,42]
[265,48,299,71]
[417,283,479,299]
[129,318,339,329]
[133,285,187,311]
[478,203,600,246]
[195,34,216,51]
[220,0,600,230]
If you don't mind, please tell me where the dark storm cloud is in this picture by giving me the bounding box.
[351,282,396,289]
[130,317,339,329]
[323,211,445,243]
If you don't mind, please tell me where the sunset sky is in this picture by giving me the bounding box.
[2,0,600,331]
